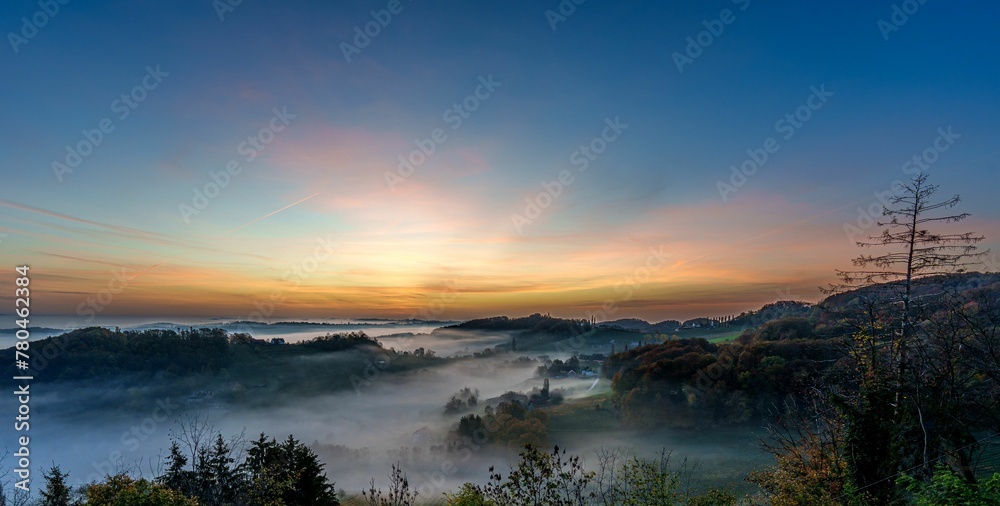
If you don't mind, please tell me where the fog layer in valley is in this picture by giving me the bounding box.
[17,325,766,497]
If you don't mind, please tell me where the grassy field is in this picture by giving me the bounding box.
[519,328,634,353]
[520,325,747,354]
[705,329,744,343]
[541,382,771,495]
[662,326,746,342]
[544,386,620,434]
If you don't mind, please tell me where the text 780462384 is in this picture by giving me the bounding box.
[13,265,32,493]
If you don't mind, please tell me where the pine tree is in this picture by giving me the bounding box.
[243,433,287,505]
[160,441,191,495]
[194,446,214,504]
[40,466,71,506]
[242,433,339,506]
[281,434,338,506]
[207,433,238,504]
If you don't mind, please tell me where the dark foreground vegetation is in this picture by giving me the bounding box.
[14,432,1000,505]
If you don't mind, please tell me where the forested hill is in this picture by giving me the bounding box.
[728,300,815,328]
[441,313,591,334]
[1,326,386,383]
[602,271,1000,428]
[446,304,815,340]
[819,271,1000,309]
[601,318,683,333]
[451,273,1000,336]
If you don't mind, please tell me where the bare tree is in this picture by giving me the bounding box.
[827,172,988,328]
[592,447,702,506]
[170,411,215,471]
[825,172,988,448]
[821,172,992,496]
[0,450,31,506]
[361,463,417,506]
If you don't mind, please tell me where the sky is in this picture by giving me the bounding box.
[0,0,998,323]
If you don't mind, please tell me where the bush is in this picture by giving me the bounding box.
[85,475,199,506]
[898,466,1000,506]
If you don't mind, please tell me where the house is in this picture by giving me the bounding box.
[566,370,578,378]
[412,426,434,444]
[270,338,286,345]
[581,370,596,377]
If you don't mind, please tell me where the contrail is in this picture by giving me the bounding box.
[0,199,170,240]
[1,203,275,260]
[226,193,320,234]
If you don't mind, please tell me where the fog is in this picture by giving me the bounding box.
[24,343,533,495]
[13,324,767,499]
[0,318,458,349]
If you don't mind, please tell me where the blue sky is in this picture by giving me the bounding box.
[1,0,997,321]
